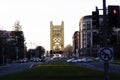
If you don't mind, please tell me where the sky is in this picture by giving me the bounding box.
[0,0,120,50]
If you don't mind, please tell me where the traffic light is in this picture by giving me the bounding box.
[108,5,120,29]
[92,7,99,29]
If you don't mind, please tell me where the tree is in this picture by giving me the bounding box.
[13,20,22,31]
[11,21,25,59]
[36,46,45,58]
[64,44,73,58]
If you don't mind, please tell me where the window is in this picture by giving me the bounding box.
[86,21,91,30]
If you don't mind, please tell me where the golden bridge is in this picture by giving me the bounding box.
[50,21,64,54]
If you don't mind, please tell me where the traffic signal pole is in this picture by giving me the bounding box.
[103,0,107,47]
[103,0,109,80]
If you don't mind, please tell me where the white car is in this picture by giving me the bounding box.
[33,58,41,62]
[19,58,28,63]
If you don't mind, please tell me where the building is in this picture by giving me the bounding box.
[0,30,25,64]
[50,21,64,54]
[79,14,120,59]
[72,31,80,54]
[79,15,103,57]
[0,30,14,64]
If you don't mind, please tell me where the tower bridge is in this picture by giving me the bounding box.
[50,21,64,54]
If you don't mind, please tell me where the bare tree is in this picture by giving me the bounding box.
[13,20,22,31]
[64,44,73,58]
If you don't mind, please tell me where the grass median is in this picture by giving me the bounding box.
[0,60,120,80]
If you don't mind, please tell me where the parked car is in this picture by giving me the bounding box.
[33,58,41,62]
[19,58,28,63]
[30,57,34,61]
[44,57,51,62]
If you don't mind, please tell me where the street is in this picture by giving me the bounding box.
[0,59,120,76]
[0,62,40,76]
[78,62,120,74]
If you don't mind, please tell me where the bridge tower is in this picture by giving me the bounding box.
[50,21,64,54]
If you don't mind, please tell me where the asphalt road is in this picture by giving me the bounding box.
[78,62,120,74]
[0,62,40,76]
[0,60,120,76]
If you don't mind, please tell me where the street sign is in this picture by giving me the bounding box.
[99,47,113,62]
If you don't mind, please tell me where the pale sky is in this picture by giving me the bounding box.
[0,0,120,50]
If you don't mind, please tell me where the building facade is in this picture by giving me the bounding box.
[0,30,25,64]
[72,31,80,54]
[79,15,120,59]
[79,15,103,56]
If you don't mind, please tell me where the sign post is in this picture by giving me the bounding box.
[99,47,113,80]
[99,48,113,62]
